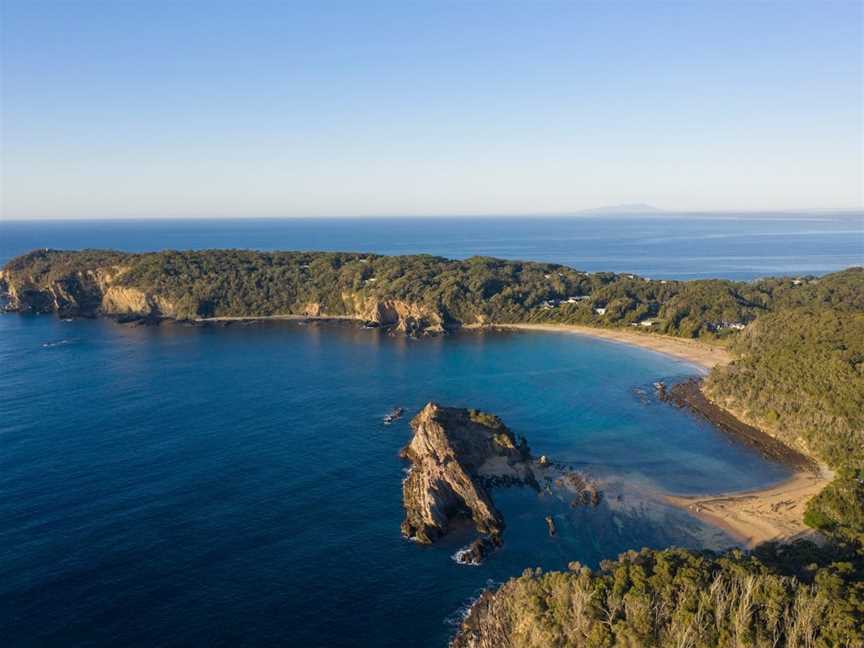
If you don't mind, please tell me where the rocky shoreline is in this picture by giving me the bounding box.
[399,404,535,560]
[400,403,603,565]
[661,378,816,472]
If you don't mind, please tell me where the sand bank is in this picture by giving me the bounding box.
[491,324,828,547]
[665,466,832,548]
[490,323,732,370]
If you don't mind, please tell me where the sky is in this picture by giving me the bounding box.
[1,1,862,219]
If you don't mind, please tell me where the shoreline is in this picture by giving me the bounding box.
[486,324,827,547]
[194,314,358,323]
[117,314,829,547]
[488,323,732,370]
[665,379,816,471]
[192,317,733,370]
[664,466,833,548]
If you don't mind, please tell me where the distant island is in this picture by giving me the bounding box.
[2,248,862,647]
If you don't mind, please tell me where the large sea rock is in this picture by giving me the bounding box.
[400,403,536,546]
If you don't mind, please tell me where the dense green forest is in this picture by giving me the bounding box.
[3,249,861,340]
[453,544,864,648]
[705,309,864,467]
[705,307,864,548]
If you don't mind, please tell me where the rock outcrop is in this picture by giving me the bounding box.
[342,292,446,335]
[400,403,535,553]
[0,256,449,335]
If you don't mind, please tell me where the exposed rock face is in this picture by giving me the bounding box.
[101,286,177,318]
[1,269,110,317]
[452,534,502,566]
[545,515,557,536]
[342,292,446,335]
[0,262,449,335]
[400,403,535,548]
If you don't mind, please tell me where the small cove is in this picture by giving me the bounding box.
[0,315,792,647]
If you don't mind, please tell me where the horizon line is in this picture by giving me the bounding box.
[2,207,863,223]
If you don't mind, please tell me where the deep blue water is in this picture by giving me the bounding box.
[0,215,856,647]
[2,212,862,280]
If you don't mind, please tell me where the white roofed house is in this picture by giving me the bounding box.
[594,307,607,315]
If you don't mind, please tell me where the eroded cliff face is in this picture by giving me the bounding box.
[400,403,535,550]
[101,286,178,319]
[342,292,446,335]
[0,265,181,319]
[1,266,122,316]
[0,267,451,334]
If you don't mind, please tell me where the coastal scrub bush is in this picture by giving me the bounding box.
[452,546,864,648]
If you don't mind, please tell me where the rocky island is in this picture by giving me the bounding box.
[400,403,603,564]
[400,403,536,563]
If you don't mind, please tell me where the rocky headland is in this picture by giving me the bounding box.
[400,403,602,564]
[400,404,535,547]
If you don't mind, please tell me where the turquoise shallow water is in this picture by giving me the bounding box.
[0,314,790,647]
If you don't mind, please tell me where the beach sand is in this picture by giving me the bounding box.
[491,323,732,370]
[493,323,828,547]
[664,467,833,548]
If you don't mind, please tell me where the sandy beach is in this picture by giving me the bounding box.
[494,323,829,547]
[492,323,732,370]
[664,466,833,547]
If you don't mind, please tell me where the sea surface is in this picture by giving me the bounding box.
[0,214,859,647]
[2,212,862,280]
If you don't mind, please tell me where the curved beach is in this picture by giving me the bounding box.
[491,323,732,370]
[664,467,833,547]
[195,316,821,546]
[494,322,826,547]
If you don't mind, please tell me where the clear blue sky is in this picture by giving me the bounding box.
[1,1,862,219]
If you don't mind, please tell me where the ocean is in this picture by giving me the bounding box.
[2,212,862,280]
[0,214,860,647]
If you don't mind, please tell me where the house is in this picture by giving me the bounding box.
[594,307,607,315]
[712,321,746,331]
[541,300,558,310]
[564,295,590,303]
[640,319,655,327]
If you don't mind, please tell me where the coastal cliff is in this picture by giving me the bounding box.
[0,250,449,334]
[400,403,535,549]
[6,248,859,339]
